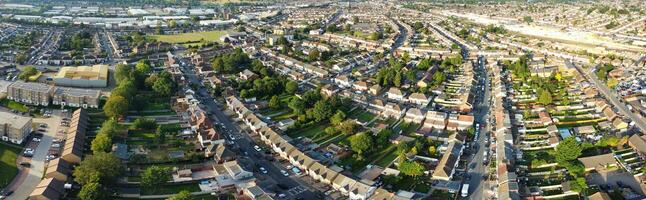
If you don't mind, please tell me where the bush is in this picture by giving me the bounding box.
[132,118,157,130]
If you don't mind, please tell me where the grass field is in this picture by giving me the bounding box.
[0,143,21,188]
[150,30,231,45]
[0,99,29,113]
[140,183,200,195]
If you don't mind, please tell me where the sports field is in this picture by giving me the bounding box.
[149,30,231,44]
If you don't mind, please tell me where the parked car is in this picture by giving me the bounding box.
[254,145,262,152]
[280,170,289,177]
[259,167,268,174]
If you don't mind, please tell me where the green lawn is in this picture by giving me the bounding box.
[356,111,376,123]
[150,30,231,44]
[0,143,21,188]
[375,148,399,167]
[0,99,29,113]
[287,123,328,139]
[339,144,395,174]
[140,183,201,195]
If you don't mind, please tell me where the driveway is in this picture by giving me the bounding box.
[6,114,61,200]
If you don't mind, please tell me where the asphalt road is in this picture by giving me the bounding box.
[467,56,492,200]
[569,61,646,133]
[178,58,318,199]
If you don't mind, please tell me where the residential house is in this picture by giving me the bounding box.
[628,134,646,160]
[44,158,70,182]
[332,173,358,196]
[369,85,382,96]
[349,181,375,200]
[431,135,464,181]
[382,103,405,118]
[403,108,426,124]
[28,178,65,200]
[353,81,369,92]
[387,88,405,101]
[334,75,352,88]
[408,93,430,107]
[239,69,259,81]
[577,153,618,172]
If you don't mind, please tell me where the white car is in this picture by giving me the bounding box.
[254,145,262,152]
[259,167,268,174]
[280,170,289,177]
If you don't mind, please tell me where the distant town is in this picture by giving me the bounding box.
[0,0,645,200]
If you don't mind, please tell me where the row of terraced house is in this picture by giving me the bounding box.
[226,96,415,200]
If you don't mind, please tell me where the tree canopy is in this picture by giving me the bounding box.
[555,137,582,164]
[399,161,424,177]
[349,132,373,157]
[73,152,124,186]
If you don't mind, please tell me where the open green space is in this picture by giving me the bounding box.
[374,147,399,167]
[149,30,231,44]
[287,123,328,139]
[140,183,201,195]
[0,142,21,188]
[339,144,395,174]
[0,99,29,113]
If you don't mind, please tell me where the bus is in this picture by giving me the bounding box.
[461,184,470,197]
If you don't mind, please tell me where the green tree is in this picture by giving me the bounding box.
[308,49,320,61]
[375,129,393,148]
[73,152,124,185]
[114,64,132,83]
[91,133,112,154]
[141,166,172,192]
[399,161,424,177]
[311,100,334,122]
[167,190,192,200]
[269,95,280,109]
[428,146,437,157]
[18,66,38,81]
[538,89,553,105]
[330,110,346,125]
[135,60,152,74]
[15,53,27,64]
[153,76,175,96]
[288,97,306,114]
[104,95,129,118]
[285,81,298,94]
[349,132,373,158]
[168,20,177,28]
[338,119,356,135]
[325,127,338,135]
[78,182,110,200]
[555,137,582,164]
[144,74,158,89]
[607,78,618,89]
[132,118,157,130]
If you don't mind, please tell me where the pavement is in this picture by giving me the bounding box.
[569,61,646,133]
[5,113,62,200]
[177,57,319,199]
[466,56,493,200]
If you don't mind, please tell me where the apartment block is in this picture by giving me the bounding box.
[7,81,54,106]
[0,111,33,144]
[52,87,101,108]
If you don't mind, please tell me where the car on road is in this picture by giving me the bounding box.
[254,145,262,152]
[277,193,286,198]
[259,167,268,174]
[0,190,14,199]
[280,170,289,177]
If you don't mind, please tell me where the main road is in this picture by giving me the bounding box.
[568,61,646,133]
[467,56,493,200]
[177,57,318,199]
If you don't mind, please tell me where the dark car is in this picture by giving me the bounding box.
[20,162,30,167]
